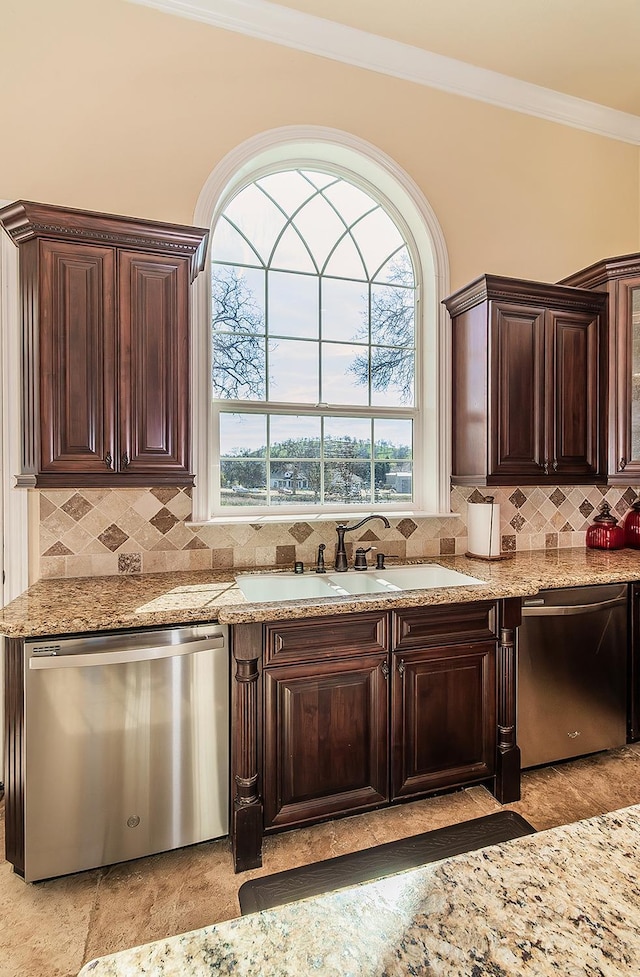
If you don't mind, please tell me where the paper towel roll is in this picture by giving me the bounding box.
[467,501,501,558]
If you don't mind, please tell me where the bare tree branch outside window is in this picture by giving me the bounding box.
[212,265,266,399]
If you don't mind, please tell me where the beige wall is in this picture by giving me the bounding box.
[2,0,639,289]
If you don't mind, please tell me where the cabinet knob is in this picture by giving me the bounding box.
[397,659,405,676]
[543,461,550,475]
[105,452,113,470]
[552,459,558,471]
[620,457,627,471]
[121,452,130,469]
[381,660,389,680]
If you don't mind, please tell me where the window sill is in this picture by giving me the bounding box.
[187,510,460,527]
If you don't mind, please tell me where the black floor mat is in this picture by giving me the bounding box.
[238,810,535,915]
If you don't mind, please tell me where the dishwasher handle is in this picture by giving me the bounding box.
[521,594,627,617]
[28,634,226,669]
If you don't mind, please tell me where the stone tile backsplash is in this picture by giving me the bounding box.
[36,483,640,579]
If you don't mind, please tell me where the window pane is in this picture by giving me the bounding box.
[269,339,319,403]
[321,279,367,342]
[224,184,286,265]
[374,246,413,285]
[270,225,315,273]
[212,266,265,334]
[211,218,262,267]
[323,181,376,224]
[322,235,367,280]
[220,461,267,506]
[270,461,320,504]
[324,418,371,457]
[293,194,346,268]
[212,334,266,400]
[374,418,413,458]
[257,171,316,216]
[370,348,414,407]
[322,342,369,406]
[220,413,267,457]
[370,283,415,347]
[324,461,371,503]
[375,462,413,502]
[351,208,404,279]
[269,271,318,338]
[302,170,337,190]
[270,415,321,457]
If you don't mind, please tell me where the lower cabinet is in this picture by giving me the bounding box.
[261,602,498,831]
[263,654,388,827]
[391,643,496,799]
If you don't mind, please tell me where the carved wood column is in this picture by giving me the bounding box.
[231,622,263,872]
[494,597,521,803]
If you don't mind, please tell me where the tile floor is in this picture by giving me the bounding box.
[2,745,640,977]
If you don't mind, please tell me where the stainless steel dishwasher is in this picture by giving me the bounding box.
[23,623,229,882]
[518,584,628,769]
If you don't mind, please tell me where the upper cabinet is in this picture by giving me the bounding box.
[444,275,607,486]
[561,254,640,484]
[0,201,209,488]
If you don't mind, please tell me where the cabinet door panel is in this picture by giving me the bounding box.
[490,303,546,478]
[118,252,191,477]
[391,642,496,799]
[263,655,388,828]
[39,241,116,473]
[550,311,602,477]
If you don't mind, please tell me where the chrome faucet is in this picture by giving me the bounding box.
[334,514,391,571]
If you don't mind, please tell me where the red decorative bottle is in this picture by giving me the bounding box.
[586,501,625,550]
[623,500,640,549]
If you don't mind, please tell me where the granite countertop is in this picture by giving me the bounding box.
[1,547,640,638]
[78,803,640,977]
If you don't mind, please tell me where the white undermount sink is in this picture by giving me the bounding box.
[235,565,484,603]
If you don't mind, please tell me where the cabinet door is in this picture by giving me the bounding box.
[489,302,546,479]
[548,309,602,478]
[263,654,388,828]
[39,241,116,474]
[391,642,496,799]
[118,252,191,480]
[611,277,640,480]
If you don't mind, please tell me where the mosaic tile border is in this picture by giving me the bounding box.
[36,483,640,579]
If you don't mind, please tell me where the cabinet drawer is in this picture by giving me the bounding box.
[264,612,389,665]
[393,602,496,651]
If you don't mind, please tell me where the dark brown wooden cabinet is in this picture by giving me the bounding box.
[259,603,497,832]
[445,275,607,485]
[0,200,209,487]
[561,255,640,483]
[391,642,496,799]
[263,654,389,827]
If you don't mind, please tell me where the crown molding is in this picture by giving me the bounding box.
[125,0,640,145]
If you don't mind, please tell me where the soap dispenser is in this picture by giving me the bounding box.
[586,501,625,550]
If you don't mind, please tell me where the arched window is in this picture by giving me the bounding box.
[191,128,450,522]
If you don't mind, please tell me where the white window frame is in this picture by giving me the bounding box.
[190,126,451,523]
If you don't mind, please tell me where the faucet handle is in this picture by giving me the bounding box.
[354,546,374,570]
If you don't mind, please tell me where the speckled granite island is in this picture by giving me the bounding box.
[78,804,640,977]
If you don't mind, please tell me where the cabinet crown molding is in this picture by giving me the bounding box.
[443,273,607,318]
[559,252,640,289]
[0,201,210,281]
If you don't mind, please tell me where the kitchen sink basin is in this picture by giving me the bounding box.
[235,573,338,602]
[368,565,484,590]
[235,564,485,602]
